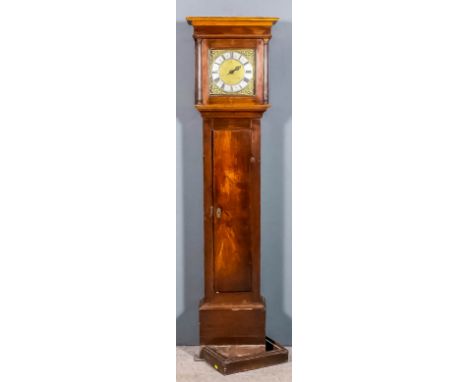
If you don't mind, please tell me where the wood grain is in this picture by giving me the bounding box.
[213,128,252,292]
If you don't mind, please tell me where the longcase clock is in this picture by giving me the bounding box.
[186,17,288,375]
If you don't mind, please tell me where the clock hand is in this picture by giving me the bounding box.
[228,65,242,75]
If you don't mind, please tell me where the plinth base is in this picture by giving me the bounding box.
[199,337,288,375]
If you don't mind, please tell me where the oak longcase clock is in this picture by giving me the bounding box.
[186,17,288,375]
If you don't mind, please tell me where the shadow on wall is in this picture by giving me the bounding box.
[176,20,292,346]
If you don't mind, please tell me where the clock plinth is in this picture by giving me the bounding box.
[187,16,287,375]
[199,295,265,345]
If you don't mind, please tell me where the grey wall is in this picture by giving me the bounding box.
[176,0,291,346]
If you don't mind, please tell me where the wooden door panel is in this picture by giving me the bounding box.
[213,128,252,292]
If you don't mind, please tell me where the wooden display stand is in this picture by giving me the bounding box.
[186,16,288,375]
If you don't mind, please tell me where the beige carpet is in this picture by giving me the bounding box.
[176,346,292,381]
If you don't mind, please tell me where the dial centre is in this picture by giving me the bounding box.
[219,59,245,85]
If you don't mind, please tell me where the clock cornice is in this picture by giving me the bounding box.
[186,16,279,39]
[186,16,279,26]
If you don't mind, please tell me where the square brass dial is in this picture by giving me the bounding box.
[209,49,256,96]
